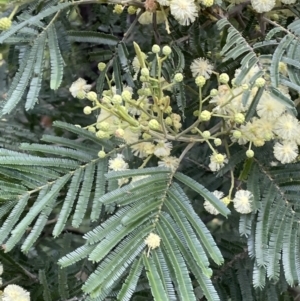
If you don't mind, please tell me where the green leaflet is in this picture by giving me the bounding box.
[174,172,230,217]
[143,253,170,301]
[48,24,64,90]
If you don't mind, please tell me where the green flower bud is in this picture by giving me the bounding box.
[234,113,245,124]
[0,17,12,31]
[98,62,106,71]
[165,116,173,126]
[96,130,109,139]
[200,110,211,121]
[232,130,242,138]
[202,131,211,139]
[162,46,172,56]
[83,106,92,115]
[215,153,225,164]
[112,94,122,104]
[255,77,266,88]
[115,128,125,137]
[97,121,110,131]
[113,4,123,14]
[127,5,137,15]
[88,126,96,133]
[87,91,98,102]
[219,73,229,84]
[195,76,206,87]
[98,150,106,158]
[210,89,218,96]
[246,149,254,158]
[214,138,222,146]
[122,90,132,102]
[152,44,160,53]
[174,73,183,83]
[148,119,160,130]
[141,68,149,77]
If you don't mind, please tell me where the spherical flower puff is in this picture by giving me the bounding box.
[256,92,286,120]
[170,0,198,26]
[122,127,140,144]
[209,153,228,172]
[251,0,275,13]
[3,284,30,301]
[131,142,155,158]
[233,190,253,214]
[158,156,180,171]
[203,190,224,215]
[145,233,161,256]
[154,140,172,157]
[273,113,300,141]
[273,141,298,164]
[108,154,129,171]
[69,78,92,98]
[190,57,214,79]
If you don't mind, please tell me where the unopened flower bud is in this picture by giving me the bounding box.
[200,110,211,121]
[165,116,173,126]
[113,4,123,14]
[140,75,147,82]
[231,131,243,141]
[202,131,211,139]
[122,90,132,101]
[148,119,160,130]
[195,76,206,87]
[210,89,218,96]
[202,0,214,7]
[128,5,137,14]
[0,17,12,31]
[174,73,183,83]
[98,62,106,71]
[143,133,152,139]
[234,113,245,124]
[112,94,122,104]
[141,68,149,77]
[98,150,106,158]
[88,126,96,133]
[219,73,229,84]
[222,196,231,206]
[83,106,92,115]
[162,46,172,56]
[87,91,98,102]
[215,153,225,164]
[193,110,199,117]
[96,122,109,131]
[246,149,254,158]
[255,77,265,88]
[152,44,160,53]
[96,130,109,139]
[214,138,222,146]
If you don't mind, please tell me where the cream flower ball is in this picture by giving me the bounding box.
[170,0,198,26]
[251,0,276,13]
[273,141,298,164]
[233,190,253,214]
[3,284,30,301]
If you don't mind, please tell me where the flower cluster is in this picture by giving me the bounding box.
[70,41,299,219]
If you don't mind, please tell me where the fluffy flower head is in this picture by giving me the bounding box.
[233,190,253,214]
[251,0,275,13]
[170,0,198,26]
[69,78,92,98]
[145,233,161,254]
[190,57,213,79]
[158,156,180,171]
[209,153,228,171]
[154,140,172,157]
[273,141,298,164]
[273,113,300,141]
[3,284,30,301]
[108,154,128,171]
